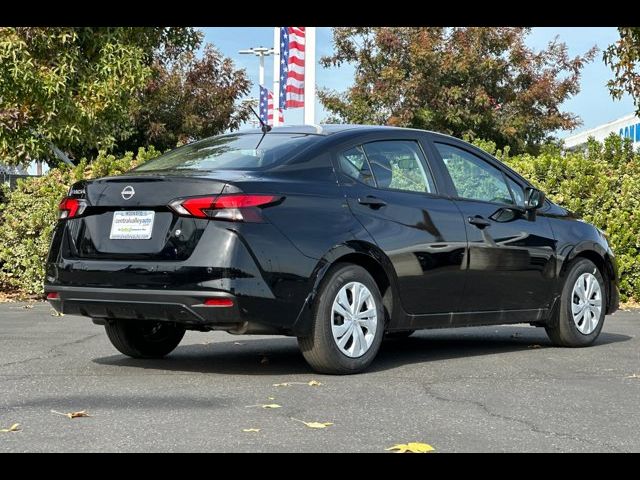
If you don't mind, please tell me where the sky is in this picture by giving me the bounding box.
[200,26,635,136]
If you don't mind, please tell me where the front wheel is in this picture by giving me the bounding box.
[545,258,606,347]
[104,320,185,358]
[298,264,384,374]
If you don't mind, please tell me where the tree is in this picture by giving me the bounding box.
[604,27,640,112]
[0,27,201,166]
[320,28,596,154]
[115,45,252,153]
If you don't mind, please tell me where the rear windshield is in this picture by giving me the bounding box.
[135,133,319,172]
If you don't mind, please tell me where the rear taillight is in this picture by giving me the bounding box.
[168,194,281,222]
[203,298,234,307]
[58,197,86,219]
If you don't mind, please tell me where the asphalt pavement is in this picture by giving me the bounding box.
[0,302,639,452]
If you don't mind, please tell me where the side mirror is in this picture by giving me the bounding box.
[525,187,545,210]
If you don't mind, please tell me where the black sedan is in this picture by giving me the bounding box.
[45,125,619,374]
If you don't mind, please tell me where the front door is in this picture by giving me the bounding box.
[432,141,557,313]
[334,138,468,317]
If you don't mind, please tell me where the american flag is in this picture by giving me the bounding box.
[259,85,284,126]
[279,27,305,109]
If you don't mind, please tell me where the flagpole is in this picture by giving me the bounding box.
[258,55,265,87]
[238,46,274,124]
[272,27,281,126]
[303,27,316,125]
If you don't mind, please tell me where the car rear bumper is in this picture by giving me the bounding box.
[45,286,241,328]
[45,217,319,335]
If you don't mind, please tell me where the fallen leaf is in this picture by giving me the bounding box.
[242,428,261,433]
[527,344,542,349]
[22,304,34,309]
[51,409,90,419]
[302,421,333,429]
[0,423,20,433]
[273,380,322,387]
[291,417,333,429]
[245,403,282,409]
[385,442,435,453]
[68,411,90,418]
[50,309,64,317]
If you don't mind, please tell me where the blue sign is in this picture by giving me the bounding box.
[620,122,640,142]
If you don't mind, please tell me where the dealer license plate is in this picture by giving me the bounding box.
[109,211,155,240]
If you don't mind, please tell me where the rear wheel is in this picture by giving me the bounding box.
[104,320,185,358]
[298,264,384,374]
[545,258,606,347]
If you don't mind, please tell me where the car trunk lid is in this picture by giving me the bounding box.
[64,175,234,261]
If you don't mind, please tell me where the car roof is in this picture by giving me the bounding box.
[240,124,428,136]
[238,124,470,145]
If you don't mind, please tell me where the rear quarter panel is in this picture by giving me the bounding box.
[236,150,382,333]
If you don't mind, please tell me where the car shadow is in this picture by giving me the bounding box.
[92,326,632,376]
[374,327,630,371]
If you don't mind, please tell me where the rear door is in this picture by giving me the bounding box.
[429,140,557,313]
[334,133,468,317]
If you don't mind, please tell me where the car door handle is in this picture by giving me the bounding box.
[468,215,491,229]
[358,196,387,208]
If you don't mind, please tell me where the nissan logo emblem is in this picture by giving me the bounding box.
[121,186,135,200]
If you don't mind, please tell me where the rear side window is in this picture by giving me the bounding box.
[135,133,319,172]
[337,146,375,187]
[362,141,434,193]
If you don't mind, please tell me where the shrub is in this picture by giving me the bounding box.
[0,147,159,295]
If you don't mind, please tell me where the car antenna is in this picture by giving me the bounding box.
[249,105,272,134]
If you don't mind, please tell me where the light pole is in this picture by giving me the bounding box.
[238,46,274,90]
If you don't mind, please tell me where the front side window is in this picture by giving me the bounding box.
[362,141,434,193]
[506,176,525,207]
[435,143,514,205]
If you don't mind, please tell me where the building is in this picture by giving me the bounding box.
[1,162,31,190]
[563,113,640,150]
[0,162,26,175]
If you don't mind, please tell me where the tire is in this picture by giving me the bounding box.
[298,263,385,374]
[385,330,415,339]
[545,258,606,347]
[104,319,185,358]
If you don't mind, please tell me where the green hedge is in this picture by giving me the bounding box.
[1,136,640,302]
[0,147,158,295]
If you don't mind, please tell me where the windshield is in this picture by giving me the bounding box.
[135,133,319,172]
